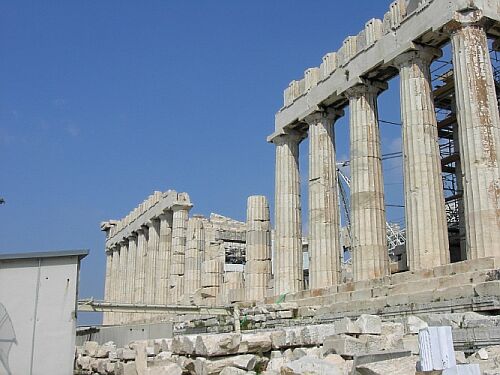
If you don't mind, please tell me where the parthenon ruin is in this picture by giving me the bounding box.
[100,0,500,320]
[101,191,273,324]
[74,0,500,373]
[268,0,500,294]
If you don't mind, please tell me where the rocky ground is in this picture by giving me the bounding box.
[74,312,500,374]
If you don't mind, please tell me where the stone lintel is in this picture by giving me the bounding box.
[105,191,192,249]
[393,44,443,68]
[271,0,500,134]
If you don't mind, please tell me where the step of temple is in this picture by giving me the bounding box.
[233,258,500,332]
[264,257,500,305]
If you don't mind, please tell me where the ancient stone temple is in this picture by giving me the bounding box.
[100,0,500,321]
[101,191,274,324]
[268,0,500,294]
[79,1,500,373]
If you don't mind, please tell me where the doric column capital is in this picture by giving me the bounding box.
[443,9,487,35]
[345,80,388,99]
[145,218,160,228]
[171,203,192,213]
[128,233,138,241]
[271,129,306,146]
[158,212,172,220]
[394,45,442,69]
[303,108,344,126]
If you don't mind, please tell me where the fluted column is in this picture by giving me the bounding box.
[453,123,467,260]
[305,110,343,289]
[118,241,128,324]
[446,11,500,258]
[125,234,137,323]
[184,217,205,296]
[169,205,190,304]
[245,195,272,301]
[110,245,120,324]
[111,245,120,303]
[103,249,113,325]
[273,131,304,295]
[395,46,450,270]
[145,219,160,308]
[134,228,147,304]
[158,212,173,305]
[346,82,390,281]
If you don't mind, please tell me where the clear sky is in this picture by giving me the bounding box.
[0,1,408,324]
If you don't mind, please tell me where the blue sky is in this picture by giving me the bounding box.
[0,1,408,324]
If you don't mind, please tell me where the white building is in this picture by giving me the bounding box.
[0,249,88,375]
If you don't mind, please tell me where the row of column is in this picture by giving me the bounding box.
[103,205,190,325]
[273,16,500,294]
[103,195,274,324]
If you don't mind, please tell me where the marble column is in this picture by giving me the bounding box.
[110,245,120,324]
[145,219,160,307]
[118,241,128,324]
[125,234,137,323]
[395,46,450,270]
[103,249,113,325]
[446,11,500,258]
[222,271,244,304]
[245,195,272,301]
[453,124,467,261]
[200,255,224,306]
[305,110,343,289]
[184,217,205,296]
[134,228,147,304]
[346,82,390,281]
[158,212,173,305]
[169,205,190,304]
[273,131,304,295]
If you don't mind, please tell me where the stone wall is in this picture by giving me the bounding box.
[75,312,500,374]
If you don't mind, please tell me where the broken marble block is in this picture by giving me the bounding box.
[334,317,361,335]
[281,356,344,375]
[195,333,241,357]
[323,335,366,357]
[418,326,456,371]
[355,314,382,335]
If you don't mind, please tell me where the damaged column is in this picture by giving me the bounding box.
[273,131,304,295]
[395,46,450,270]
[158,212,173,305]
[125,234,137,323]
[346,82,390,281]
[110,245,120,324]
[305,110,343,289]
[117,240,129,324]
[145,219,160,308]
[222,270,245,304]
[184,216,205,297]
[245,195,272,302]
[446,11,500,258]
[103,248,113,325]
[168,198,192,304]
[134,227,147,307]
[200,246,224,306]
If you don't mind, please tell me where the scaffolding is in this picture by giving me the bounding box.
[431,46,500,260]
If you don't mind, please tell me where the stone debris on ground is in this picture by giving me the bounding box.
[75,313,500,374]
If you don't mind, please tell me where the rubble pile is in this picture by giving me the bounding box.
[75,313,500,374]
